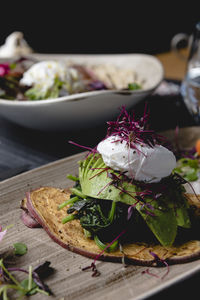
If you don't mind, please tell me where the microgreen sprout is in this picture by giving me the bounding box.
[106,105,166,149]
[142,251,170,279]
[0,225,53,298]
[0,259,53,299]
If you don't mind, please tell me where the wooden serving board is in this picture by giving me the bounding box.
[1,127,200,299]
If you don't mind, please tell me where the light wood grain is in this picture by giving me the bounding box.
[1,144,200,300]
[156,49,189,80]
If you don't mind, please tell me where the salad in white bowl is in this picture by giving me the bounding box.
[0,53,163,130]
[0,57,142,101]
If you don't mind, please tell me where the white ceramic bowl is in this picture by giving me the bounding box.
[0,53,164,131]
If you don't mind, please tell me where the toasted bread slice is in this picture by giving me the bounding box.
[21,186,200,266]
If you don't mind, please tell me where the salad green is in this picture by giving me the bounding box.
[62,153,190,248]
[0,226,53,299]
[0,58,142,101]
[174,157,200,182]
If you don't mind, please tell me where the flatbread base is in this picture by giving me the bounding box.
[22,187,200,266]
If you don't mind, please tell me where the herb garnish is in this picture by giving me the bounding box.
[106,105,166,149]
[0,225,53,299]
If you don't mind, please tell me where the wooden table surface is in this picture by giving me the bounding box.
[156,48,188,80]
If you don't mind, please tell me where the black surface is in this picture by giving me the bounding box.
[0,81,199,300]
[0,5,199,55]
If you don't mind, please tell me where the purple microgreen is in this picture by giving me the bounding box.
[149,251,170,279]
[142,268,160,278]
[5,261,54,295]
[142,251,170,279]
[82,229,127,277]
[106,105,166,149]
[97,181,113,196]
[142,209,156,217]
[89,167,110,180]
[68,140,97,154]
[88,80,107,90]
[0,228,7,243]
[127,206,134,220]
[69,105,168,158]
[0,224,53,297]
[82,262,100,277]
[32,272,53,295]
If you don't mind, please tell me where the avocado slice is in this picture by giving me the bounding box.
[79,154,190,246]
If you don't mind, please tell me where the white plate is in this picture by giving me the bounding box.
[0,53,164,131]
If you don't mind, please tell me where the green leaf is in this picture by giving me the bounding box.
[128,82,142,90]
[25,87,47,100]
[174,157,200,182]
[138,200,177,246]
[175,206,191,228]
[9,63,17,70]
[79,154,137,206]
[47,77,63,98]
[25,77,63,100]
[19,279,38,296]
[171,191,191,228]
[13,242,28,256]
[185,169,198,181]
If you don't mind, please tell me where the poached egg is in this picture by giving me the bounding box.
[97,135,176,183]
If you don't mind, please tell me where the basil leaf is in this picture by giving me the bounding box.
[20,279,38,295]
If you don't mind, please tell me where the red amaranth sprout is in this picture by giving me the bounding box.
[141,251,170,279]
[68,140,97,154]
[68,105,167,157]
[106,105,166,149]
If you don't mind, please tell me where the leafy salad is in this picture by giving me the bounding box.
[0,58,142,101]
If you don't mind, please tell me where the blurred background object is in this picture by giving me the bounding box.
[0,4,199,56]
[0,31,33,58]
[179,22,200,123]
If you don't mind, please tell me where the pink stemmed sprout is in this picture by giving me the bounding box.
[0,63,10,77]
[0,225,7,243]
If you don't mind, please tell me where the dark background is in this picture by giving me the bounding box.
[0,4,199,55]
